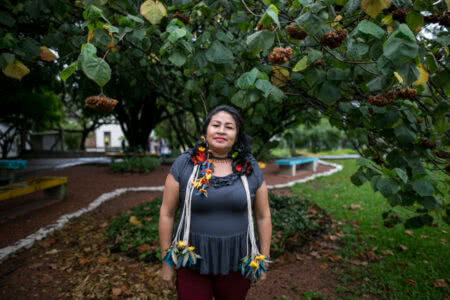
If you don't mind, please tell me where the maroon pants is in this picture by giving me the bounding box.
[176,267,251,300]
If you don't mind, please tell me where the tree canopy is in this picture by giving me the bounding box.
[1,0,449,227]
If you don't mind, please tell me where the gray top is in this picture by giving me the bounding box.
[170,150,264,275]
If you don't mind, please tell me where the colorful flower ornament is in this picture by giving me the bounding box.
[191,136,214,197]
[240,255,271,281]
[163,240,201,268]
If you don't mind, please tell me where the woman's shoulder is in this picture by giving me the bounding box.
[173,149,194,165]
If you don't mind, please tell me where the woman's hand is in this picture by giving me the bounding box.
[160,263,176,289]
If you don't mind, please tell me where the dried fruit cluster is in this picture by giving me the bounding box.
[286,25,307,40]
[268,47,293,65]
[420,139,436,149]
[392,9,408,22]
[256,23,275,31]
[435,151,450,159]
[320,29,347,49]
[85,95,118,112]
[173,12,190,25]
[424,13,450,26]
[368,88,417,107]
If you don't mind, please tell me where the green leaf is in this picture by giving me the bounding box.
[205,41,234,64]
[81,56,111,87]
[269,86,285,102]
[394,168,408,183]
[351,169,367,186]
[127,14,144,24]
[60,62,78,81]
[405,10,423,33]
[307,48,322,63]
[260,4,280,27]
[318,81,340,105]
[356,20,385,39]
[404,214,433,229]
[327,68,350,81]
[246,30,275,56]
[418,196,441,210]
[377,178,400,197]
[393,124,416,144]
[425,54,438,73]
[83,5,103,21]
[236,68,259,89]
[168,51,186,67]
[366,75,388,92]
[348,42,369,58]
[396,62,419,86]
[344,0,360,15]
[412,179,434,197]
[293,56,308,72]
[231,90,248,108]
[255,79,275,97]
[168,27,187,43]
[0,11,16,27]
[383,24,418,66]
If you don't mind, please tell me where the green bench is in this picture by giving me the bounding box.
[275,156,319,176]
[0,160,27,184]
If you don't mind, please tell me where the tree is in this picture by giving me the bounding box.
[1,0,449,227]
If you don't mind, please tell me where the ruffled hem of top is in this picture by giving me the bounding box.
[209,173,240,188]
[188,230,248,275]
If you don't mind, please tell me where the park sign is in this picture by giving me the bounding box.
[1,0,449,228]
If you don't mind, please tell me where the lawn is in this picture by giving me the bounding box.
[291,159,449,300]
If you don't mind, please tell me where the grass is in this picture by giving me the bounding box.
[270,148,358,157]
[290,160,450,300]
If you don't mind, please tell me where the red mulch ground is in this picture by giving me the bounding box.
[0,162,340,299]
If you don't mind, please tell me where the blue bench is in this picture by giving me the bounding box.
[275,156,318,176]
[0,160,27,184]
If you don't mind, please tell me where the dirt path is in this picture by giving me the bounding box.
[0,162,340,299]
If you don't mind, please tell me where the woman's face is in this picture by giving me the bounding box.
[206,111,237,155]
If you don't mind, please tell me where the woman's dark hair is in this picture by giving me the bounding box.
[201,105,251,157]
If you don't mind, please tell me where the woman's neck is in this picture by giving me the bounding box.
[209,150,229,158]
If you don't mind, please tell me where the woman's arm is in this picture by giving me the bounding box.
[159,173,180,259]
[254,181,272,258]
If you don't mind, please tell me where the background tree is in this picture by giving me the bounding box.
[1,0,449,227]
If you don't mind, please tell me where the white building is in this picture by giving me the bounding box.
[87,124,125,152]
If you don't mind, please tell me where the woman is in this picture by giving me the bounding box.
[159,105,272,300]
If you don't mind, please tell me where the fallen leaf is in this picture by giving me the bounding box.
[98,257,109,264]
[440,238,447,245]
[112,287,122,296]
[310,251,321,259]
[350,259,368,266]
[129,216,142,226]
[398,244,408,251]
[46,249,59,255]
[381,250,394,256]
[404,230,414,237]
[370,225,378,229]
[318,263,328,269]
[365,251,382,262]
[350,204,362,210]
[48,264,58,270]
[295,253,304,261]
[420,235,429,239]
[138,244,153,253]
[405,279,416,286]
[333,194,339,198]
[442,230,448,235]
[393,262,409,267]
[328,255,343,262]
[342,204,348,209]
[367,235,376,239]
[432,279,448,288]
[79,258,93,264]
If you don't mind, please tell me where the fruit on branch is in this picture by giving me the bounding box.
[257,22,275,31]
[320,29,347,49]
[268,47,293,65]
[435,151,450,159]
[392,9,408,22]
[420,139,437,149]
[396,88,417,99]
[368,89,417,107]
[312,60,324,66]
[85,95,118,112]
[173,12,190,25]
[286,24,307,40]
[438,13,450,26]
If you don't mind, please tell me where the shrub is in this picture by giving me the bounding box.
[106,193,330,262]
[109,156,160,173]
[106,198,162,262]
